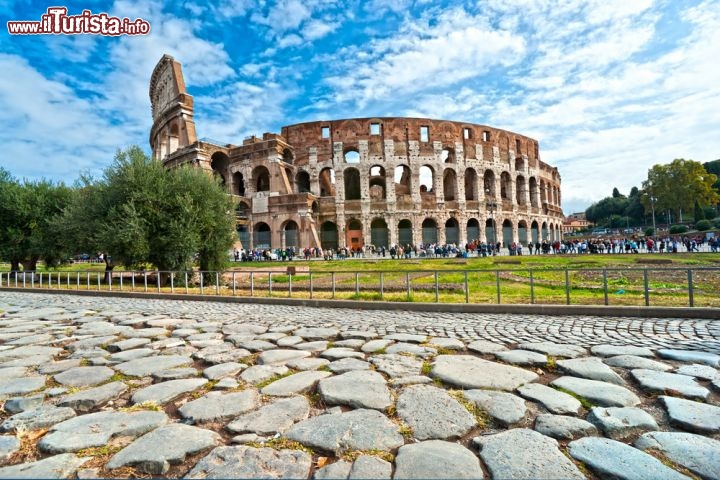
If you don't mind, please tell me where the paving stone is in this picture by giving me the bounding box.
[186,445,312,479]
[587,406,659,440]
[123,327,168,339]
[676,364,719,380]
[568,437,692,480]
[314,460,351,479]
[293,327,340,340]
[339,330,378,340]
[631,369,710,399]
[0,453,90,479]
[276,335,304,347]
[518,341,587,358]
[37,359,82,375]
[327,357,371,373]
[240,364,290,384]
[223,324,268,335]
[106,337,151,352]
[152,367,199,381]
[369,353,423,378]
[396,385,477,440]
[551,376,640,407]
[395,440,483,479]
[57,381,128,412]
[286,357,330,371]
[178,390,260,423]
[203,350,251,365]
[0,354,54,368]
[385,342,436,358]
[239,339,278,352]
[107,348,156,363]
[115,355,192,377]
[0,435,20,462]
[0,406,76,433]
[254,331,287,342]
[389,375,433,386]
[495,349,547,366]
[348,455,392,479]
[190,339,226,348]
[557,356,625,385]
[318,370,391,410]
[106,423,221,474]
[361,339,394,353]
[660,395,720,433]
[131,378,208,405]
[658,349,720,367]
[226,396,310,435]
[603,355,673,371]
[332,339,365,349]
[257,349,311,365]
[425,337,465,350]
[517,383,582,415]
[214,377,239,389]
[432,355,538,391]
[3,394,44,413]
[320,347,365,360]
[295,341,331,353]
[0,345,62,361]
[38,410,168,453]
[0,376,46,398]
[635,431,720,480]
[463,389,527,426]
[53,366,114,387]
[534,414,598,440]
[8,333,53,345]
[187,332,223,342]
[261,370,332,396]
[476,428,584,480]
[0,366,30,380]
[286,409,404,454]
[203,362,246,380]
[591,345,655,357]
[67,336,118,352]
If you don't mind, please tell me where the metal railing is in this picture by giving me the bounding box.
[1,267,719,308]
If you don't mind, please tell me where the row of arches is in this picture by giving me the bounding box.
[240,218,562,251]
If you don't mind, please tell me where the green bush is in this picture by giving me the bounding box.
[644,227,655,237]
[669,225,688,234]
[695,219,712,231]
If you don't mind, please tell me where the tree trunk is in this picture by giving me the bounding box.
[103,256,115,284]
[21,258,38,272]
[10,260,20,273]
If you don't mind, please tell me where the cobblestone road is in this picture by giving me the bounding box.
[1,292,718,353]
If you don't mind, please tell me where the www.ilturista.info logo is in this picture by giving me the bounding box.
[7,7,150,35]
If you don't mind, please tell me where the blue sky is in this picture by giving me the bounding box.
[1,0,719,214]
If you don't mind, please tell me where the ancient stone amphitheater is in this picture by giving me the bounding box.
[150,55,563,252]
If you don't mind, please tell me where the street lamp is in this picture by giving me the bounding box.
[485,188,498,256]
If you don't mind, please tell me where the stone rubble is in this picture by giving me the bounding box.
[0,291,717,479]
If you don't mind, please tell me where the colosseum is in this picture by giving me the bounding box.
[150,55,564,253]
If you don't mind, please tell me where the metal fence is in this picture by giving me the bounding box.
[1,267,718,308]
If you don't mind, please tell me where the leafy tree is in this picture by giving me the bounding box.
[695,219,712,231]
[58,147,236,281]
[703,159,720,190]
[694,199,705,222]
[612,187,624,198]
[642,159,719,221]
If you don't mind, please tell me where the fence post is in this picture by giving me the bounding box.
[379,272,384,300]
[184,271,188,295]
[22,272,26,289]
[688,269,694,307]
[108,271,112,291]
[331,272,335,299]
[232,272,236,296]
[355,272,359,295]
[96,272,100,291]
[120,272,123,291]
[465,271,469,304]
[268,272,272,297]
[39,272,43,288]
[406,272,411,301]
[157,271,161,293]
[565,268,570,305]
[643,269,649,306]
[289,271,293,298]
[250,272,254,297]
[143,271,148,292]
[200,272,204,295]
[215,272,220,295]
[434,271,439,303]
[86,272,90,290]
[496,270,501,304]
[603,269,608,305]
[309,272,313,299]
[529,270,535,304]
[48,272,52,289]
[170,272,174,294]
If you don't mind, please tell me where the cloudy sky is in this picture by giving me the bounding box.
[2,0,719,214]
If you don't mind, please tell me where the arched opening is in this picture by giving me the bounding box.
[319,168,335,196]
[344,149,360,164]
[369,165,386,200]
[253,166,270,192]
[419,165,434,194]
[531,221,539,243]
[422,218,438,244]
[466,218,480,244]
[296,171,311,193]
[346,218,363,250]
[443,169,457,201]
[445,218,459,245]
[344,167,361,200]
[282,148,294,164]
[211,152,230,187]
[233,172,246,196]
[370,218,389,248]
[253,222,271,249]
[235,202,250,219]
[485,219,496,245]
[529,177,539,207]
[168,124,179,154]
[394,165,412,197]
[540,180,547,204]
[321,221,338,250]
[398,219,413,246]
[515,156,525,172]
[283,221,299,248]
[502,219,513,248]
[541,222,549,241]
[441,148,455,163]
[500,172,512,201]
[518,220,528,245]
[236,225,249,249]
[516,175,527,205]
[483,170,496,197]
[464,168,477,201]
